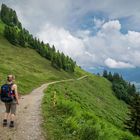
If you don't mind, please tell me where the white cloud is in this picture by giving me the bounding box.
[125,31,140,46]
[36,23,99,66]
[75,30,91,39]
[93,17,105,28]
[37,23,96,66]
[37,23,85,57]
[104,58,135,68]
[37,20,140,68]
[2,0,140,33]
[102,20,121,31]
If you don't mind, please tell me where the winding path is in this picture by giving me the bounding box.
[0,75,87,140]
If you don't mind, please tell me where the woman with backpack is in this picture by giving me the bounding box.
[1,74,19,128]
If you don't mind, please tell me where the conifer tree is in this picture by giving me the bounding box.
[1,4,76,72]
[1,4,21,28]
[103,70,108,78]
[124,93,140,136]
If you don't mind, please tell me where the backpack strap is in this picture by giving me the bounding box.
[8,83,14,96]
[8,83,13,90]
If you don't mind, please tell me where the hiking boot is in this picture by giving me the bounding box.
[3,119,7,127]
[9,121,14,128]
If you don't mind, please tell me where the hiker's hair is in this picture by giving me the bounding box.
[7,74,15,80]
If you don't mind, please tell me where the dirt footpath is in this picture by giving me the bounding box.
[0,82,49,140]
[0,76,87,140]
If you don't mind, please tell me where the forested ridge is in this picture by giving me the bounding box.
[0,4,76,72]
[103,70,140,136]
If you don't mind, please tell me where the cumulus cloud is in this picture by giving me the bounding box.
[76,30,91,39]
[37,19,140,68]
[93,17,105,28]
[125,31,140,46]
[37,23,96,66]
[102,20,121,31]
[37,23,84,57]
[1,0,140,32]
[104,58,135,68]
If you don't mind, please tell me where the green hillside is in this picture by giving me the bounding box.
[0,20,5,34]
[0,20,84,94]
[42,74,140,140]
[0,5,139,140]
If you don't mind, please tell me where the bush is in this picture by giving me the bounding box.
[57,100,79,116]
[79,124,104,140]
[64,116,79,134]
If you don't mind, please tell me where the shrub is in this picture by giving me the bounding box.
[57,100,79,116]
[79,124,104,140]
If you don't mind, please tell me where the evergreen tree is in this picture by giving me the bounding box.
[0,4,22,28]
[108,71,113,81]
[112,82,128,101]
[1,4,76,72]
[124,93,140,136]
[56,51,62,69]
[113,73,120,82]
[18,30,26,47]
[103,70,108,78]
[4,25,18,45]
[61,52,66,70]
[103,70,137,104]
[51,53,59,69]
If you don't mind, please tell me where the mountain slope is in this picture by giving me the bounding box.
[0,6,139,140]
[0,20,84,94]
[42,74,140,140]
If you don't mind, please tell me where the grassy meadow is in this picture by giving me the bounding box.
[42,75,140,140]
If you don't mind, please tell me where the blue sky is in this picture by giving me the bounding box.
[1,0,140,70]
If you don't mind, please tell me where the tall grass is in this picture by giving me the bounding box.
[42,75,140,140]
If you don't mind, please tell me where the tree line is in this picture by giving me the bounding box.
[103,70,136,104]
[0,4,76,72]
[103,70,140,136]
[0,3,22,28]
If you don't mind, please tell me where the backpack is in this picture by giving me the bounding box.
[0,83,15,103]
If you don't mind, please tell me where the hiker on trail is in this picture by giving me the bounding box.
[0,75,19,127]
